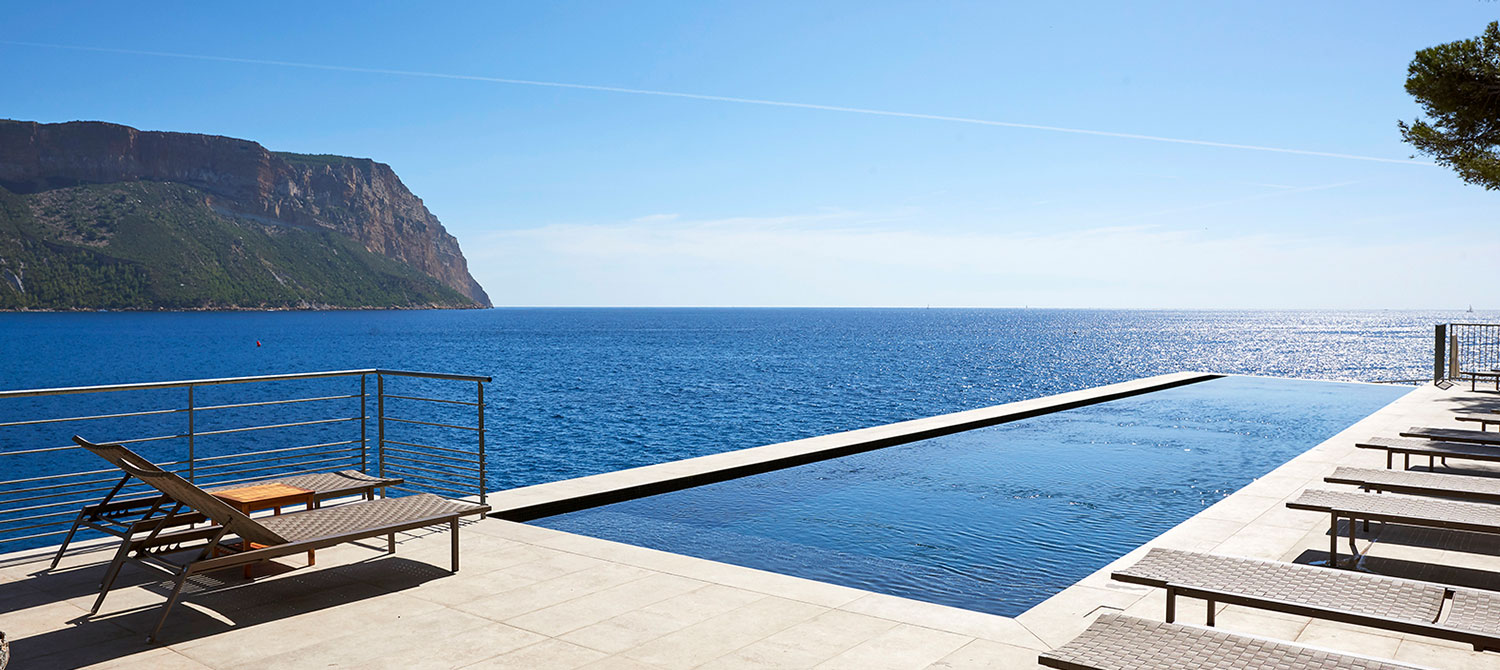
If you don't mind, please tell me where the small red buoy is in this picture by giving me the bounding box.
[256,340,262,347]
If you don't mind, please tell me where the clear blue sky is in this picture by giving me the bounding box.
[5,2,1498,308]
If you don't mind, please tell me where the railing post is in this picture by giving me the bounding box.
[360,375,368,473]
[477,381,486,505]
[1435,324,1447,384]
[1451,334,1461,380]
[377,373,386,497]
[186,385,196,482]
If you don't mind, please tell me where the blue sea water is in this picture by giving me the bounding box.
[0,308,1461,497]
[534,375,1409,615]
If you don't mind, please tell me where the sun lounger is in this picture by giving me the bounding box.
[73,437,489,642]
[1355,436,1500,469]
[1039,613,1429,670]
[1286,489,1500,567]
[1111,548,1500,652]
[1326,467,1500,504]
[50,468,402,570]
[1400,426,1500,446]
[1456,414,1500,431]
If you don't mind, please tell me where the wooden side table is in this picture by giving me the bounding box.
[213,483,316,577]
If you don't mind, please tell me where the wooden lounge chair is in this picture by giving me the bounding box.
[1286,489,1500,568]
[1325,467,1500,504]
[73,437,489,642]
[1039,613,1429,670]
[1355,436,1500,470]
[1111,548,1500,652]
[1400,426,1500,446]
[50,467,403,570]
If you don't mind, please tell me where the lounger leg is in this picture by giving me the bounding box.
[1205,598,1215,627]
[1165,586,1176,623]
[92,537,138,613]
[1404,453,1410,471]
[1329,512,1340,568]
[50,509,90,570]
[150,567,192,644]
[388,533,396,553]
[451,518,460,572]
[1386,451,1393,469]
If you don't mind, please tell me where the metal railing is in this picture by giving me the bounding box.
[1434,324,1500,386]
[0,369,489,550]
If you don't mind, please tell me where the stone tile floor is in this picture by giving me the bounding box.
[3,380,1500,668]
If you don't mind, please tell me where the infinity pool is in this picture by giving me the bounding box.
[532,376,1409,616]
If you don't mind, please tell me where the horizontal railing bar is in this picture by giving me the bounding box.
[382,455,478,478]
[383,439,479,458]
[0,508,82,527]
[1,493,120,516]
[382,416,479,431]
[0,528,70,544]
[195,454,361,482]
[383,446,480,467]
[0,477,124,501]
[0,462,184,487]
[0,482,126,509]
[0,406,186,428]
[377,369,491,383]
[388,480,474,497]
[2,432,184,457]
[194,440,362,463]
[194,448,360,473]
[384,449,477,473]
[195,394,362,412]
[383,468,476,491]
[380,393,479,407]
[193,416,360,437]
[0,369,379,399]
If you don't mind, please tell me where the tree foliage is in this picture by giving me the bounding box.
[1400,21,1500,189]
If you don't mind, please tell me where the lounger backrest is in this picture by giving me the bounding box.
[72,436,288,546]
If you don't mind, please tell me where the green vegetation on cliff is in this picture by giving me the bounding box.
[0,182,476,310]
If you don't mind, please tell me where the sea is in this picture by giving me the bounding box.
[0,308,1467,495]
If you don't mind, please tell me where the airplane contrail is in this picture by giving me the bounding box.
[1,40,1433,167]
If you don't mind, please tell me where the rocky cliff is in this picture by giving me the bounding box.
[0,119,490,307]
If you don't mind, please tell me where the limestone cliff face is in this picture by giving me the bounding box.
[0,119,490,306]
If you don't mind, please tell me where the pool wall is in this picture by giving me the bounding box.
[488,371,1219,521]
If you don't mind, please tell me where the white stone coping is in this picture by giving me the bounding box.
[486,371,1221,520]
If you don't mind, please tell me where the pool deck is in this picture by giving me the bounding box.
[4,376,1499,668]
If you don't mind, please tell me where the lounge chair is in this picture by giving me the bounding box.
[1111,548,1500,652]
[1286,489,1500,567]
[1456,414,1500,431]
[50,467,402,570]
[1400,426,1500,446]
[1325,466,1500,504]
[1039,613,1428,670]
[1355,436,1500,470]
[73,437,489,642]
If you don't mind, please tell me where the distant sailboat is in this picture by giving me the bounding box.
[1469,305,1475,313]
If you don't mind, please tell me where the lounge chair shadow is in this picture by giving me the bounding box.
[10,554,449,668]
[1332,519,1500,556]
[1291,548,1500,592]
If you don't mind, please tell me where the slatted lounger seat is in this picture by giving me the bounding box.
[1400,426,1500,446]
[1286,489,1500,567]
[1111,548,1500,652]
[1038,613,1430,670]
[73,437,489,642]
[51,468,403,569]
[1456,414,1500,431]
[1355,436,1500,470]
[1325,467,1500,503]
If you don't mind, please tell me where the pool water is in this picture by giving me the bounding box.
[532,376,1410,616]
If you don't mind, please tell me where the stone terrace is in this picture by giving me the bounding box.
[3,379,1498,669]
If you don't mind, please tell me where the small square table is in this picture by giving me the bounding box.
[212,483,316,576]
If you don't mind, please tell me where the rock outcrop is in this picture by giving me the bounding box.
[0,119,490,306]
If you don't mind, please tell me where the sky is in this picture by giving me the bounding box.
[4,1,1499,308]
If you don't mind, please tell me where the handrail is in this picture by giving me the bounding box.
[0,368,490,550]
[0,368,491,399]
